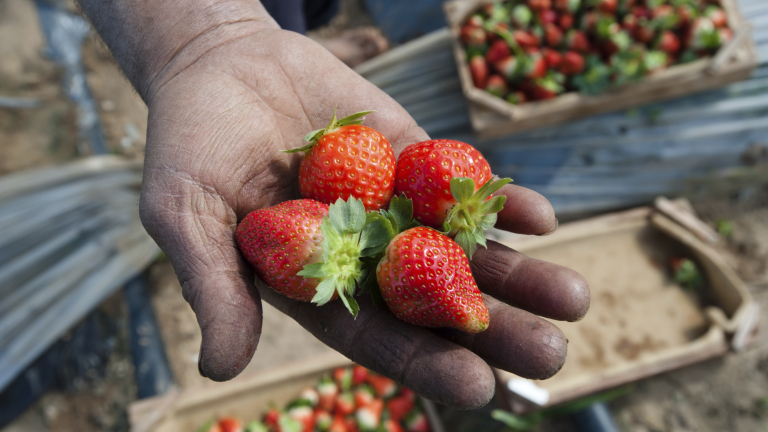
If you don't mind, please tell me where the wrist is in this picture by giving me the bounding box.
[78,0,278,102]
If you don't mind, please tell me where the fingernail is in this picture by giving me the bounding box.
[539,218,558,236]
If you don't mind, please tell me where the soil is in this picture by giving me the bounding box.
[2,1,768,432]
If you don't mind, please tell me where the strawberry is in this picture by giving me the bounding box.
[288,406,315,432]
[657,30,680,55]
[286,111,395,211]
[465,14,484,28]
[485,40,510,64]
[634,19,655,43]
[524,53,547,79]
[506,91,527,105]
[469,55,488,89]
[719,27,734,44]
[622,14,638,34]
[530,74,564,100]
[377,227,490,332]
[676,4,696,28]
[554,0,580,13]
[367,375,398,399]
[218,418,244,432]
[460,26,487,47]
[595,0,617,13]
[299,387,319,408]
[631,6,652,19]
[333,367,353,391]
[514,30,540,47]
[317,377,339,412]
[383,419,404,432]
[393,141,510,257]
[404,410,431,432]
[485,75,508,98]
[329,415,348,432]
[527,0,552,10]
[706,6,727,28]
[493,56,522,80]
[386,395,414,422]
[335,392,356,416]
[315,410,333,431]
[399,388,416,401]
[264,409,280,428]
[236,198,370,316]
[355,399,383,430]
[542,48,562,68]
[558,13,574,30]
[566,30,590,52]
[354,385,375,407]
[344,417,359,432]
[539,9,558,25]
[352,365,369,386]
[687,17,721,50]
[512,4,533,28]
[544,23,564,47]
[652,5,679,31]
[580,11,599,33]
[560,51,585,74]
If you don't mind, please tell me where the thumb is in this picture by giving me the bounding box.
[139,179,263,381]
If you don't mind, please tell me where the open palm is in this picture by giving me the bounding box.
[139,27,589,409]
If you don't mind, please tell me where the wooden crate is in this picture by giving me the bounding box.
[129,352,446,432]
[489,200,758,413]
[443,0,760,140]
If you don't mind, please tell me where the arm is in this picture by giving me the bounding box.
[77,0,589,409]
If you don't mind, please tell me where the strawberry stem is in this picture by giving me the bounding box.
[283,107,374,154]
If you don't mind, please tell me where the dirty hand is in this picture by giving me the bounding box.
[79,0,589,409]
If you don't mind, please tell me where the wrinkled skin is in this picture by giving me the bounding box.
[126,18,590,409]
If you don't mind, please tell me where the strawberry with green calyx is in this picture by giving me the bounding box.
[367,374,398,398]
[554,0,580,13]
[404,410,431,432]
[539,9,558,25]
[580,11,600,33]
[527,0,552,10]
[386,395,414,422]
[315,411,333,431]
[651,5,680,31]
[512,4,533,28]
[344,417,359,432]
[676,4,697,27]
[590,0,618,14]
[572,55,612,95]
[595,15,619,40]
[328,415,347,432]
[334,392,356,416]
[687,17,722,50]
[543,48,563,68]
[469,55,488,88]
[559,13,575,30]
[218,418,245,432]
[609,49,645,86]
[333,367,354,391]
[460,25,487,47]
[513,30,540,48]
[465,14,484,28]
[394,140,511,258]
[544,23,564,47]
[352,365,369,386]
[285,109,396,211]
[530,72,565,100]
[298,387,320,407]
[485,40,510,64]
[318,376,339,411]
[605,30,632,55]
[507,91,528,105]
[485,75,508,98]
[288,406,315,432]
[705,6,727,28]
[383,419,404,432]
[657,30,680,55]
[355,399,383,430]
[354,385,376,407]
[377,227,490,333]
[560,51,585,75]
[566,30,590,52]
[634,18,656,43]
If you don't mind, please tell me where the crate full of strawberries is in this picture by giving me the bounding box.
[444,0,757,138]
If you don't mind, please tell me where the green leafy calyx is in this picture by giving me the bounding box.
[442,177,512,260]
[283,108,374,154]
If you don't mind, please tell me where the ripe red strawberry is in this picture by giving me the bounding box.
[299,387,319,407]
[352,365,368,386]
[367,375,397,398]
[264,408,281,428]
[317,377,339,412]
[485,40,510,64]
[486,22,509,43]
[469,56,488,89]
[236,198,368,316]
[485,75,508,98]
[354,385,375,407]
[677,4,695,27]
[558,13,574,30]
[333,367,353,391]
[554,0,580,13]
[597,0,617,14]
[286,110,396,211]
[329,415,348,432]
[622,14,638,33]
[542,48,562,68]
[465,14,484,28]
[460,26,487,47]
[566,30,590,52]
[631,6,651,19]
[514,30,540,47]
[404,410,431,432]
[507,91,527,105]
[634,20,655,43]
[493,56,520,79]
[539,9,558,25]
[527,0,551,10]
[530,75,564,100]
[657,30,680,55]
[706,6,727,28]
[315,410,333,431]
[383,419,404,432]
[344,417,359,432]
[334,392,355,416]
[399,388,416,401]
[394,140,510,257]
[355,399,383,430]
[580,11,599,32]
[218,418,244,432]
[560,51,585,75]
[288,406,315,432]
[377,227,490,333]
[525,52,547,79]
[386,395,414,422]
[544,23,564,47]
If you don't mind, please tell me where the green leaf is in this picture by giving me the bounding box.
[282,138,319,154]
[321,217,343,257]
[388,195,414,235]
[359,215,395,257]
[454,228,476,259]
[477,213,498,231]
[297,262,330,279]
[480,196,507,215]
[311,278,338,305]
[450,177,476,203]
[474,229,487,249]
[490,410,538,430]
[328,197,366,234]
[359,267,378,293]
[476,178,512,201]
[278,414,303,432]
[336,110,374,127]
[339,291,360,318]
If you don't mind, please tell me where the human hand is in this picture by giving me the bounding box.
[127,9,590,410]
